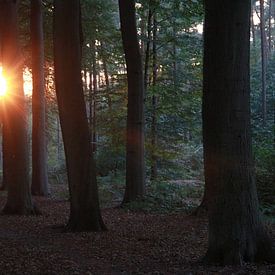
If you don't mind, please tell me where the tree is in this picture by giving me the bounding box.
[0,0,37,215]
[31,0,49,196]
[119,0,145,203]
[53,0,106,231]
[202,0,275,264]
[150,13,158,180]
[260,0,267,125]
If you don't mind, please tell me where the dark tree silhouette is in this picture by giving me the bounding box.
[53,0,106,231]
[0,0,37,215]
[31,0,49,196]
[119,0,145,203]
[202,0,275,264]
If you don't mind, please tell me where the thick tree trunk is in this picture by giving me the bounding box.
[203,0,275,264]
[0,1,36,215]
[31,0,49,196]
[53,0,106,231]
[119,0,145,203]
[0,0,37,215]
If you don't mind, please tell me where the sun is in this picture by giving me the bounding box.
[0,67,7,97]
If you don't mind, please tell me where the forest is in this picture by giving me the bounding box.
[0,0,274,273]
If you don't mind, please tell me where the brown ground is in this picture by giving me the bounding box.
[0,185,274,274]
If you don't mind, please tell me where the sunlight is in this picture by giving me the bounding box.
[0,67,8,97]
[23,68,33,96]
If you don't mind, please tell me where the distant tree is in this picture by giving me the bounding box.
[31,0,49,196]
[203,0,275,264]
[53,0,106,231]
[259,0,267,125]
[0,0,37,215]
[150,13,158,181]
[119,0,145,203]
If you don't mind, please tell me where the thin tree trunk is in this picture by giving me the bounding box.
[144,3,153,92]
[172,3,178,88]
[53,0,106,231]
[56,116,61,164]
[100,43,112,110]
[119,0,145,203]
[31,0,49,196]
[92,41,97,153]
[268,0,272,52]
[88,69,93,146]
[251,5,256,48]
[150,15,157,181]
[260,0,267,125]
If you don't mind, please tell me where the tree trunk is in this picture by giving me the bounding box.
[268,0,272,52]
[100,43,112,110]
[91,41,97,153]
[119,0,145,203]
[260,0,267,125]
[53,0,106,232]
[31,0,49,196]
[203,0,275,264]
[0,125,7,190]
[251,5,256,48]
[150,15,158,181]
[144,3,153,92]
[56,116,61,164]
[0,0,37,215]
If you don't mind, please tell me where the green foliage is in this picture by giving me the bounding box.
[97,172,125,206]
[250,39,275,216]
[122,180,203,213]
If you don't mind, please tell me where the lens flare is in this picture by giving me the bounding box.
[0,67,7,97]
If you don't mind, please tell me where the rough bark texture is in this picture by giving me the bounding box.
[203,0,275,265]
[0,0,37,215]
[119,0,145,203]
[31,0,49,196]
[53,0,106,232]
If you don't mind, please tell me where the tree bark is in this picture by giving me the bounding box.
[251,5,256,48]
[260,0,267,125]
[268,0,272,52]
[31,0,49,196]
[91,41,97,153]
[150,15,158,181]
[0,0,37,215]
[119,0,145,203]
[100,43,112,110]
[144,2,153,92]
[203,0,275,264]
[53,0,106,231]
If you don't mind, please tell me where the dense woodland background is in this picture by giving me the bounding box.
[0,0,274,272]
[7,0,273,215]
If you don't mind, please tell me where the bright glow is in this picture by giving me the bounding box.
[195,23,203,34]
[0,67,7,97]
[23,69,33,96]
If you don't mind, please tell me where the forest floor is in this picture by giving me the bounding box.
[0,183,274,274]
